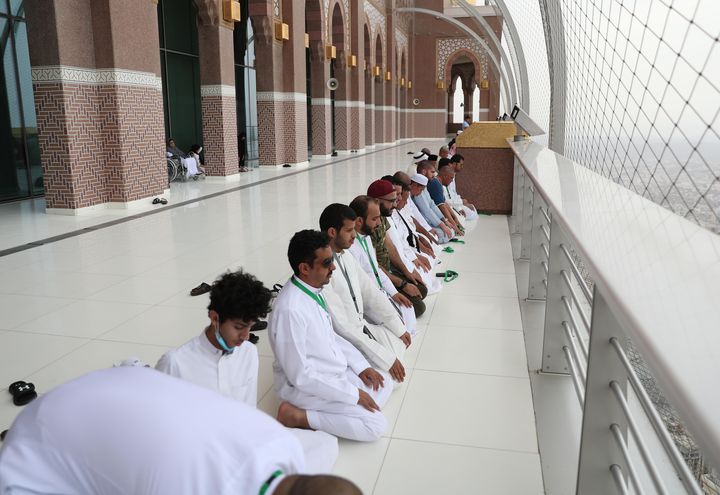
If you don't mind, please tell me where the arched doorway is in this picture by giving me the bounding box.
[330,2,344,155]
[234,12,258,168]
[373,34,383,144]
[363,24,372,146]
[157,0,202,152]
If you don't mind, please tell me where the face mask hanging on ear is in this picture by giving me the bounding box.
[215,322,234,353]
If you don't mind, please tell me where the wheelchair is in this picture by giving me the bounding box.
[166,157,188,183]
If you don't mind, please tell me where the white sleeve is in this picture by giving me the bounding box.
[324,283,397,372]
[334,332,372,375]
[272,308,359,405]
[357,266,406,339]
[155,351,178,376]
[244,345,259,407]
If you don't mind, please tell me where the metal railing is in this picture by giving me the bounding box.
[510,139,718,494]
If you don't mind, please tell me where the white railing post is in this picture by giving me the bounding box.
[519,174,534,260]
[541,220,572,374]
[511,158,522,234]
[528,189,549,301]
[576,288,630,495]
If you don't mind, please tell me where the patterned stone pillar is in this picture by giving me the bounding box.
[26,0,165,212]
[365,74,375,147]
[374,79,384,144]
[256,92,307,165]
[198,22,238,176]
[310,41,332,157]
[200,85,238,176]
[333,52,351,152]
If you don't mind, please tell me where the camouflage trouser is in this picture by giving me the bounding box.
[389,266,428,318]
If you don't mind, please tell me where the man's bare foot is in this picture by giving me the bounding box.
[277,401,311,429]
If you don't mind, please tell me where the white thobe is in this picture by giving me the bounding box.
[392,209,441,270]
[156,330,258,407]
[155,332,338,473]
[323,249,407,373]
[269,277,392,442]
[448,179,478,221]
[402,202,443,257]
[0,367,304,495]
[388,216,442,295]
[348,234,417,336]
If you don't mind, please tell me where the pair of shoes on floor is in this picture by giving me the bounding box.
[8,381,37,406]
[152,197,168,205]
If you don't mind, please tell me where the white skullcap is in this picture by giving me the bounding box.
[456,130,463,135]
[413,151,429,162]
[410,173,428,186]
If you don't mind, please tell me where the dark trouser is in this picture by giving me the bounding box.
[392,269,428,318]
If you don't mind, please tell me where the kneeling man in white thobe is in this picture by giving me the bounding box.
[319,203,411,385]
[0,367,361,495]
[348,195,418,336]
[156,270,338,472]
[270,230,392,442]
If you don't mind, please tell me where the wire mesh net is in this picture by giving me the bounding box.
[499,0,551,143]
[550,0,720,234]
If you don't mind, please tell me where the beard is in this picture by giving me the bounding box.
[379,204,392,217]
[360,223,375,236]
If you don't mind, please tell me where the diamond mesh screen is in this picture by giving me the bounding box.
[500,0,551,145]
[550,0,720,234]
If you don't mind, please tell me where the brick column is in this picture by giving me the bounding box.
[374,78,384,144]
[365,72,374,147]
[384,9,397,144]
[309,40,332,157]
[349,0,365,150]
[251,0,308,166]
[26,0,165,212]
[333,50,351,152]
[198,21,238,176]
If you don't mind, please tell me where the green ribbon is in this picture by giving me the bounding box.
[357,235,383,289]
[291,277,327,311]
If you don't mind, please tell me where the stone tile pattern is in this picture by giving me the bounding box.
[455,147,515,214]
[365,106,374,146]
[33,82,165,209]
[257,99,308,165]
[349,106,363,150]
[384,107,395,143]
[334,105,349,151]
[374,107,384,144]
[311,103,332,156]
[201,95,239,176]
[413,111,447,138]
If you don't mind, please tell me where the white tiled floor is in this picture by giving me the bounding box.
[0,141,543,494]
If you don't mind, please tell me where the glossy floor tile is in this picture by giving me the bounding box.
[393,370,539,453]
[374,439,544,495]
[0,141,543,494]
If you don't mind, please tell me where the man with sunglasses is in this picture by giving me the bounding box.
[269,230,392,442]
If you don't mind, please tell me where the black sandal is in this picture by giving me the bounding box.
[190,282,211,296]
